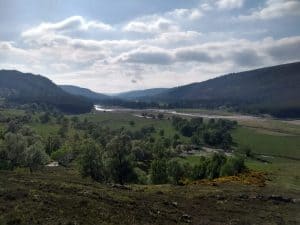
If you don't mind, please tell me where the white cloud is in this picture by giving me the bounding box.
[167,8,203,20]
[216,0,244,10]
[151,31,202,46]
[123,16,179,33]
[239,0,300,20]
[200,3,213,11]
[114,46,173,65]
[22,16,113,38]
[122,3,204,34]
[111,36,300,68]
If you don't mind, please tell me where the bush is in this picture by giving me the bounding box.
[150,159,168,184]
[191,157,209,180]
[0,159,11,170]
[167,159,185,184]
[24,141,49,172]
[220,157,246,176]
[51,144,74,167]
[206,153,226,179]
[241,146,252,157]
[134,167,149,184]
[3,132,27,168]
[45,135,61,155]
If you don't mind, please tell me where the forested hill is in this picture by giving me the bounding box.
[154,62,300,117]
[60,85,110,102]
[0,70,93,113]
[116,88,169,100]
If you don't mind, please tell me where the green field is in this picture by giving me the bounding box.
[233,126,300,159]
[246,157,300,192]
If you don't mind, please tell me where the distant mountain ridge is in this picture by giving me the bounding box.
[0,70,93,113]
[60,85,110,102]
[1,61,299,117]
[153,62,300,117]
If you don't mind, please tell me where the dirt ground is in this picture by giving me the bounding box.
[0,167,299,225]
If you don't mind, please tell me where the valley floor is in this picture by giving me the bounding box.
[1,108,300,225]
[0,167,299,225]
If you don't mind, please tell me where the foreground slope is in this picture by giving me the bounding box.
[0,70,92,113]
[0,168,299,225]
[155,62,300,117]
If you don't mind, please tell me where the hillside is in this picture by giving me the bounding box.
[116,88,168,100]
[60,85,110,102]
[154,62,300,117]
[0,70,93,113]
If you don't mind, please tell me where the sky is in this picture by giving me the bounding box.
[0,0,300,93]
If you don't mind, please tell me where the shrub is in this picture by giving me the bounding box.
[191,157,209,180]
[150,159,168,184]
[24,141,49,172]
[167,159,185,184]
[220,157,246,176]
[51,144,74,167]
[134,167,149,184]
[206,153,226,179]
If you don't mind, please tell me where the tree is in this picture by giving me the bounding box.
[58,118,69,138]
[24,141,49,172]
[152,140,170,159]
[150,159,168,184]
[206,153,226,179]
[180,124,194,137]
[157,113,164,120]
[106,135,136,184]
[240,146,252,157]
[3,132,27,168]
[78,139,106,182]
[5,120,21,133]
[45,135,61,155]
[51,144,74,167]
[131,140,152,162]
[190,117,203,127]
[191,157,209,180]
[39,112,51,124]
[220,132,233,150]
[191,133,203,146]
[167,159,185,184]
[71,116,79,126]
[159,129,164,137]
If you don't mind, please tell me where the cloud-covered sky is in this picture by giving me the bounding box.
[0,0,300,93]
